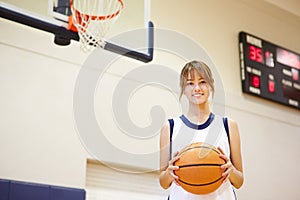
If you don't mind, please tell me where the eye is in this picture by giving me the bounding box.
[186,81,194,86]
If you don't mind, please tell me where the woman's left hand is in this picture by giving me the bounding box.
[218,147,234,183]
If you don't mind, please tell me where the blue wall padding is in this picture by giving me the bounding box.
[10,181,49,200]
[50,186,86,200]
[0,179,10,200]
[0,179,85,200]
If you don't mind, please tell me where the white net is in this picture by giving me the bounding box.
[70,0,124,52]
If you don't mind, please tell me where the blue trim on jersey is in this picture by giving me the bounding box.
[233,186,237,200]
[223,117,230,145]
[168,119,174,159]
[223,117,229,137]
[179,113,215,130]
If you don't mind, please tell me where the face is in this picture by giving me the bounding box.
[183,70,211,106]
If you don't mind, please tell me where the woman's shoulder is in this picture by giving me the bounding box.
[221,117,240,142]
[160,116,181,136]
[215,114,238,125]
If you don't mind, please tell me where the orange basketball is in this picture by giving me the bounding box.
[174,142,226,194]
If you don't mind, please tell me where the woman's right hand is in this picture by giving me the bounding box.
[166,151,180,185]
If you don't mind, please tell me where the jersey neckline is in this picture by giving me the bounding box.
[179,112,215,130]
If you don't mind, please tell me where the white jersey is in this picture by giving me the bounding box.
[168,113,236,200]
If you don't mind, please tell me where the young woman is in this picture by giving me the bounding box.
[159,61,244,200]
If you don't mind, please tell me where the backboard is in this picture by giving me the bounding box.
[0,0,153,62]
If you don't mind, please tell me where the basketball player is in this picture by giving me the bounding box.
[159,61,244,199]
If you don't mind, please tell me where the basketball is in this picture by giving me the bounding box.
[174,142,226,194]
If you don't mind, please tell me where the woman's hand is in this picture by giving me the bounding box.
[159,151,181,189]
[218,147,234,183]
[166,152,180,185]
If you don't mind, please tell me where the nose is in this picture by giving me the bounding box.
[193,83,202,91]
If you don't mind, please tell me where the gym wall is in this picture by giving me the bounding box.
[0,0,299,199]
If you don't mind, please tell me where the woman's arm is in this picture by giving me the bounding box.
[159,122,179,189]
[227,119,244,189]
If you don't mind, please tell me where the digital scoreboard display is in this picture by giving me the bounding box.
[239,31,300,110]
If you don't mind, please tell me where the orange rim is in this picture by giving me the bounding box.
[70,0,124,22]
[68,14,77,32]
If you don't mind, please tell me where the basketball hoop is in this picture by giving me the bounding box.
[69,0,124,51]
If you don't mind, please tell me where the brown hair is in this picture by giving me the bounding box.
[179,60,215,99]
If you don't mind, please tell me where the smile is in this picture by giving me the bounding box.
[193,93,204,97]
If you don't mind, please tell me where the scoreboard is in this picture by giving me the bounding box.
[239,31,300,110]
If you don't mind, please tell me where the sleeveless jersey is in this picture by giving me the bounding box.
[168,113,236,200]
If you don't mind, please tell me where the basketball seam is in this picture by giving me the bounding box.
[178,176,224,186]
[179,146,220,156]
[178,163,222,168]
